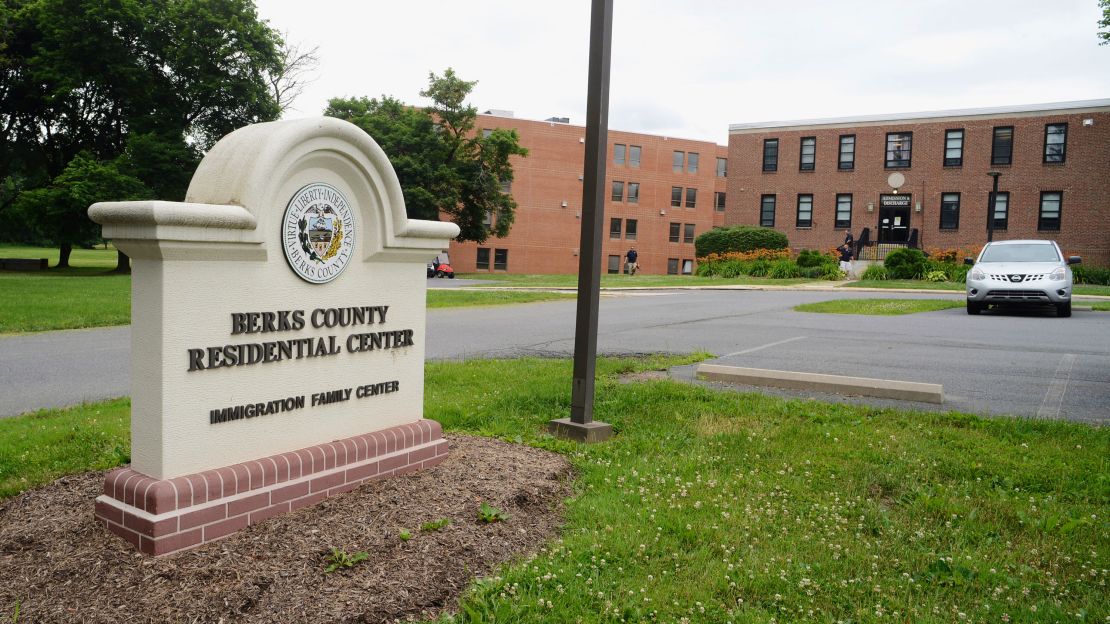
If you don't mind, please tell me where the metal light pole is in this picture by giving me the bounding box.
[987,171,1001,243]
[548,0,614,443]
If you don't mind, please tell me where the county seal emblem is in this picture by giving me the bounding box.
[281,183,356,284]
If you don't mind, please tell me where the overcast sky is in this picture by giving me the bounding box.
[255,0,1110,144]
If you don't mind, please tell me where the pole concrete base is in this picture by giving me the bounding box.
[547,418,613,443]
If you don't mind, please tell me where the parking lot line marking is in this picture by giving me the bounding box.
[723,336,806,358]
[1037,354,1076,420]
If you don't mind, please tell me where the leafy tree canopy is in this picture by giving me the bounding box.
[325,69,528,244]
[1100,0,1109,44]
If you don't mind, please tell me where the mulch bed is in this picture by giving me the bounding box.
[0,435,574,623]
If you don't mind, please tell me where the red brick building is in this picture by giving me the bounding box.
[725,100,1110,264]
[448,113,729,275]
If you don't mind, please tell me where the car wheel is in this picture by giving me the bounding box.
[1056,301,1071,318]
[966,300,982,315]
[448,273,455,279]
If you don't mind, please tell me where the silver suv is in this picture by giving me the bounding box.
[965,240,1080,317]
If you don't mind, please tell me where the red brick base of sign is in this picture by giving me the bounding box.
[94,419,448,556]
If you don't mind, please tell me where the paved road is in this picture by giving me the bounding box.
[2,289,1108,423]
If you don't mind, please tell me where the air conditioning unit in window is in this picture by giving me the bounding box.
[561,201,568,207]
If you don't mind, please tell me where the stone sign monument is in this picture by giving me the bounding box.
[89,117,459,555]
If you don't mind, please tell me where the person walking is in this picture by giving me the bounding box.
[837,243,853,275]
[625,247,638,275]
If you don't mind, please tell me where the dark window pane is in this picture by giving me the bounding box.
[835,194,852,229]
[671,186,682,207]
[626,219,638,241]
[940,193,960,230]
[685,188,697,208]
[673,150,684,173]
[799,137,816,171]
[992,127,1013,165]
[716,157,727,177]
[796,194,813,228]
[611,180,623,202]
[1044,124,1066,164]
[669,222,680,243]
[990,192,1009,230]
[760,195,776,227]
[714,191,726,212]
[614,143,626,165]
[629,145,641,167]
[667,258,679,275]
[493,249,508,271]
[607,255,620,274]
[1039,191,1062,230]
[885,132,912,168]
[683,223,695,244]
[944,129,964,167]
[610,217,622,239]
[476,248,490,270]
[627,182,639,203]
[763,139,778,172]
[838,135,855,170]
[688,152,699,174]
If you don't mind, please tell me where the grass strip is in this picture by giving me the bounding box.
[5,356,1105,622]
[462,273,816,288]
[427,290,575,308]
[844,279,1110,297]
[795,298,964,315]
[0,272,131,333]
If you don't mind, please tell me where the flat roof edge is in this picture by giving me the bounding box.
[728,99,1110,133]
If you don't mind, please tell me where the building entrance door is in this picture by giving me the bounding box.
[877,194,911,243]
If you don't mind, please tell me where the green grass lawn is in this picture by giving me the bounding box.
[1092,302,1110,311]
[462,273,816,288]
[844,279,1110,297]
[0,243,119,268]
[4,356,1106,623]
[795,298,964,315]
[427,290,575,308]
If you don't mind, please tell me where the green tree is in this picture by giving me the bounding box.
[13,154,149,268]
[325,69,528,243]
[1100,0,1109,44]
[1,0,289,267]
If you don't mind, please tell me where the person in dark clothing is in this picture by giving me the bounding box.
[625,247,638,275]
[837,243,853,274]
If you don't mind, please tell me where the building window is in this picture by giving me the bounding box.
[685,188,697,208]
[885,132,912,168]
[760,194,776,227]
[1039,191,1062,230]
[940,193,960,230]
[627,182,639,204]
[614,143,626,165]
[944,129,964,167]
[799,136,816,171]
[762,139,779,172]
[482,210,494,231]
[607,255,621,274]
[838,135,855,170]
[482,129,493,138]
[673,150,684,173]
[1043,123,1067,164]
[611,180,624,202]
[609,217,622,239]
[494,248,508,271]
[796,194,813,228]
[716,157,727,177]
[687,152,699,174]
[476,248,490,270]
[667,258,679,275]
[669,222,680,243]
[990,191,1009,230]
[683,223,695,244]
[671,186,682,207]
[500,179,511,193]
[629,145,641,167]
[626,219,638,241]
[992,126,1013,165]
[835,194,852,229]
[682,260,694,275]
[714,191,726,212]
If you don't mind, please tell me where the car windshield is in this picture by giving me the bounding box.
[980,244,1060,263]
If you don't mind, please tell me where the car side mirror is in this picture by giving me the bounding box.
[963,258,975,266]
[1067,256,1082,265]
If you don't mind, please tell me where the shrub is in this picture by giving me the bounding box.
[797,249,836,268]
[800,266,826,278]
[768,260,802,279]
[926,260,970,283]
[747,259,773,277]
[861,264,889,280]
[1073,265,1110,286]
[924,270,948,282]
[884,248,928,279]
[694,226,788,257]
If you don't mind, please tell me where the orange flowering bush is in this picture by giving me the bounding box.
[923,246,981,263]
[697,248,790,263]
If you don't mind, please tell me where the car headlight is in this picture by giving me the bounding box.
[970,268,986,281]
[1049,267,1066,281]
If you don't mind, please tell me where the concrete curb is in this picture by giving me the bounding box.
[696,363,944,404]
